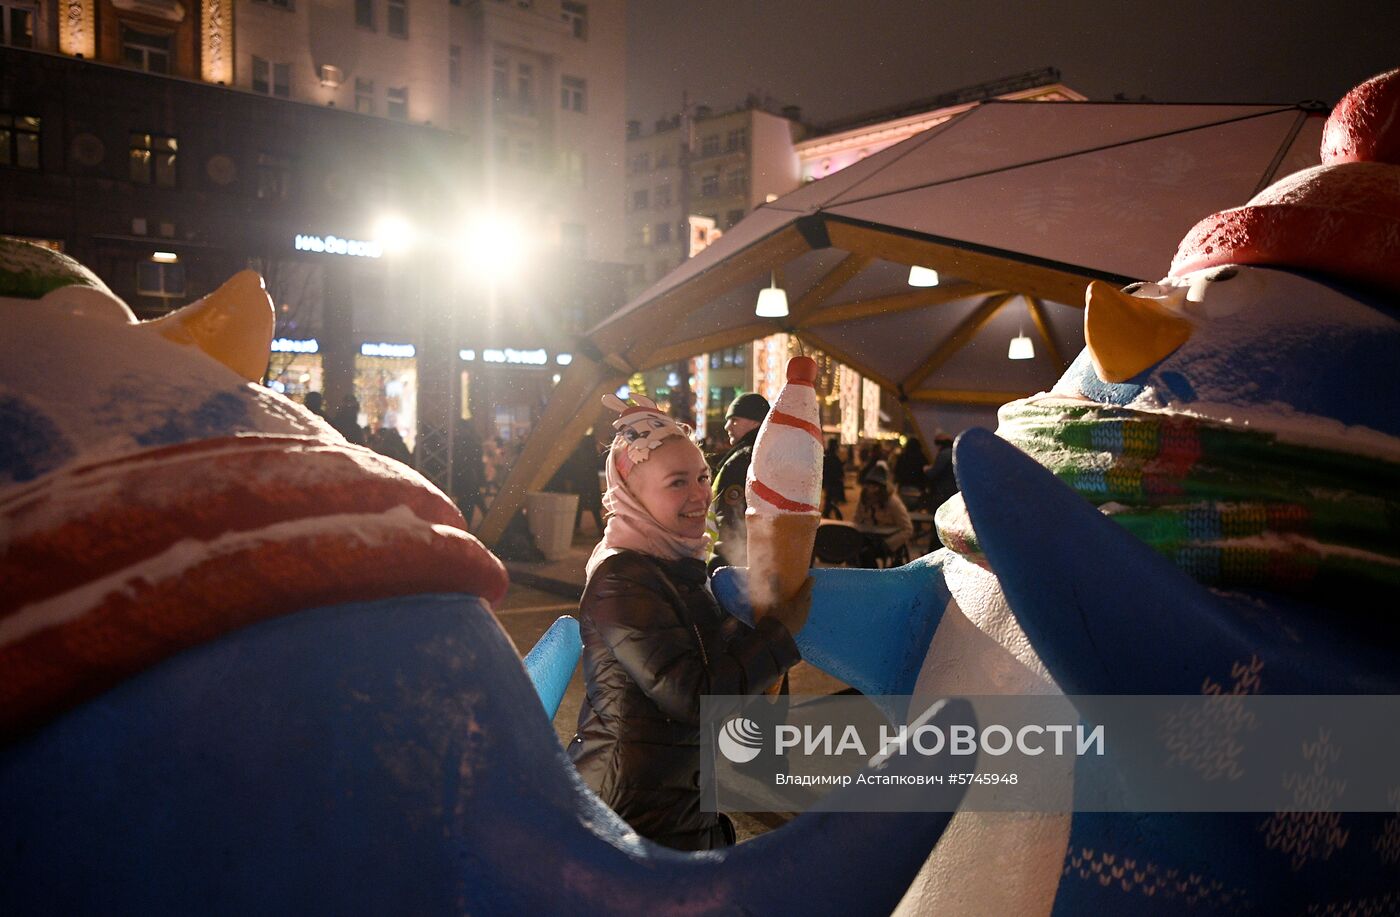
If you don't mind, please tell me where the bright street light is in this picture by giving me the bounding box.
[460,213,526,280]
[373,214,415,255]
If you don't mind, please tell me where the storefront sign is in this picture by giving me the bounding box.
[482,348,548,366]
[294,234,383,259]
[361,342,415,358]
[271,337,319,354]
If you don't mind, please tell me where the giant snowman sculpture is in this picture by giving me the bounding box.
[0,240,978,912]
[713,68,1400,914]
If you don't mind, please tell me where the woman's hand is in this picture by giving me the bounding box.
[768,576,813,637]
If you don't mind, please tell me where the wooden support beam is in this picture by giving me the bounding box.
[788,252,871,326]
[640,320,780,370]
[604,224,813,369]
[1024,295,1068,373]
[907,388,1034,406]
[901,292,1015,392]
[475,357,623,547]
[798,282,996,328]
[826,221,1094,309]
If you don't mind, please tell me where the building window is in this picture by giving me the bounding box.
[561,222,585,258]
[1,1,35,47]
[654,221,671,245]
[655,149,672,169]
[355,0,372,28]
[699,172,718,198]
[516,62,534,111]
[561,148,586,187]
[130,133,176,186]
[448,45,461,86]
[699,134,719,157]
[355,78,374,114]
[137,259,186,299]
[492,55,508,105]
[256,152,292,200]
[253,0,293,8]
[631,188,649,211]
[387,86,408,119]
[639,223,652,246]
[726,127,747,152]
[726,168,747,196]
[0,113,40,170]
[726,208,745,228]
[560,75,585,113]
[654,183,671,206]
[121,25,172,74]
[560,0,586,39]
[627,151,650,175]
[387,0,406,36]
[252,56,291,98]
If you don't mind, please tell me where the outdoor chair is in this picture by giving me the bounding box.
[812,522,865,567]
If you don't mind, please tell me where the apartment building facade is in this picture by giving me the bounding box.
[1,0,626,481]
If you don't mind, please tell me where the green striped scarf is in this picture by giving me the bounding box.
[935,399,1400,598]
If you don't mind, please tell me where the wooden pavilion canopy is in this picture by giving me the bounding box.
[477,98,1323,545]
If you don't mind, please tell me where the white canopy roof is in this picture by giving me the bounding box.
[478,97,1324,544]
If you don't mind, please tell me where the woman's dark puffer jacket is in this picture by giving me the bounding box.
[569,549,800,851]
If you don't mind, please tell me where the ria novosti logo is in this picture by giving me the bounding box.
[718,717,764,763]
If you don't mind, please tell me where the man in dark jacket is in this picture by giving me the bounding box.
[707,392,769,570]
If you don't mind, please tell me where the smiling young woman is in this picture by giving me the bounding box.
[568,396,810,850]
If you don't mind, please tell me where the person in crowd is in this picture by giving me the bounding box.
[303,391,325,418]
[821,437,847,519]
[853,461,913,568]
[451,420,488,526]
[893,435,928,490]
[547,436,606,536]
[569,398,809,851]
[707,392,770,571]
[856,441,884,485]
[369,424,413,467]
[330,396,365,446]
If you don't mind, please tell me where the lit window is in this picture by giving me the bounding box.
[561,148,586,187]
[449,45,461,86]
[121,25,171,74]
[355,0,372,28]
[0,113,40,170]
[560,75,585,113]
[639,223,652,246]
[560,0,586,39]
[387,86,408,119]
[387,0,406,37]
[1,1,35,48]
[355,78,374,114]
[129,133,176,186]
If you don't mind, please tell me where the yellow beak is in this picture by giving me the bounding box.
[141,270,275,382]
[1084,280,1193,383]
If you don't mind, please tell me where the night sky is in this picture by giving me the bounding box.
[627,0,1400,126]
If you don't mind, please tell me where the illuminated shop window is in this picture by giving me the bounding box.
[0,113,40,170]
[129,133,177,186]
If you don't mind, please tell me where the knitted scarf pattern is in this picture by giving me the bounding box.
[935,398,1400,598]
